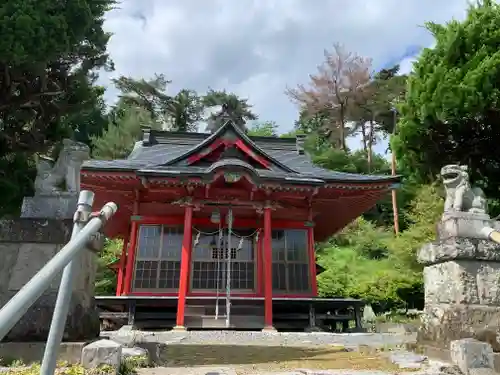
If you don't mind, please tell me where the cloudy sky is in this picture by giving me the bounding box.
[101,0,469,154]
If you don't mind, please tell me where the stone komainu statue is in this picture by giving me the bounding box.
[441,164,487,214]
[34,139,90,195]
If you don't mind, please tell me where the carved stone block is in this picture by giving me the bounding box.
[418,238,477,265]
[424,261,480,305]
[438,212,494,240]
[424,261,500,306]
[418,237,500,265]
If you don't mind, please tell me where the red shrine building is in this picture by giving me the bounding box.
[81,121,400,331]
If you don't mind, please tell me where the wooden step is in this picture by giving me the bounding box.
[185,314,265,329]
[184,305,207,315]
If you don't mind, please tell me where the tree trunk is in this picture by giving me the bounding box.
[367,118,375,172]
[360,121,368,154]
[339,104,347,151]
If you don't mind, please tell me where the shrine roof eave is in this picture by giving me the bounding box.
[82,165,402,188]
[136,168,402,187]
[136,168,326,186]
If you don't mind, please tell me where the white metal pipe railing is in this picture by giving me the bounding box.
[0,190,117,375]
[40,190,95,375]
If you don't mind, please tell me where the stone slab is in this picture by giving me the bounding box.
[450,338,494,375]
[0,342,86,364]
[21,194,78,220]
[418,238,500,266]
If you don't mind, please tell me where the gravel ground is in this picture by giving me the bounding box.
[105,330,448,375]
[137,362,453,375]
[105,329,417,349]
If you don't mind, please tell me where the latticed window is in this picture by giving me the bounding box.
[133,225,183,291]
[271,229,310,293]
[191,229,256,291]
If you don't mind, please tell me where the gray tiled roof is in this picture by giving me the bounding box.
[82,122,400,184]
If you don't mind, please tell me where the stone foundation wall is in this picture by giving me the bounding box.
[418,230,500,349]
[0,219,100,341]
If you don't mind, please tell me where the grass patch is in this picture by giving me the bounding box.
[0,356,148,374]
[160,344,402,374]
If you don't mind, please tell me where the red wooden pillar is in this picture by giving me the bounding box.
[256,229,263,296]
[116,236,129,296]
[263,205,274,330]
[307,227,318,296]
[175,203,194,330]
[123,193,139,296]
[123,222,138,295]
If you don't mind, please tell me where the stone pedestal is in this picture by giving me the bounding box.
[0,219,100,341]
[417,213,500,349]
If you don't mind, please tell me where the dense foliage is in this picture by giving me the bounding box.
[393,0,500,203]
[1,0,497,312]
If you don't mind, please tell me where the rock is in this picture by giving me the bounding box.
[362,305,376,323]
[81,339,122,373]
[468,369,498,375]
[389,351,427,369]
[450,338,494,375]
[134,342,168,365]
[122,346,148,358]
[473,327,500,352]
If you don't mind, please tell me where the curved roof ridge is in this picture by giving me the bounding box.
[163,120,296,173]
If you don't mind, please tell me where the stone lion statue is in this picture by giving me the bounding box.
[34,139,90,195]
[441,164,487,214]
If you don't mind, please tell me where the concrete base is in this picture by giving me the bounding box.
[261,326,277,332]
[171,325,187,332]
[0,342,86,365]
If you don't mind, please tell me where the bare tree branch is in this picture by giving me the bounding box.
[286,43,372,150]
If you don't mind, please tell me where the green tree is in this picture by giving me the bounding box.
[203,89,258,132]
[92,105,159,160]
[293,109,331,154]
[348,65,407,170]
[112,74,172,125]
[166,89,202,132]
[0,0,114,217]
[62,75,109,146]
[95,238,123,295]
[386,184,444,271]
[392,0,500,202]
[247,121,279,137]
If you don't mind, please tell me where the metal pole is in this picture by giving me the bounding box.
[0,201,117,341]
[225,208,232,328]
[215,223,222,320]
[40,191,94,375]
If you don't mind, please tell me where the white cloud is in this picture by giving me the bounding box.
[101,0,469,141]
